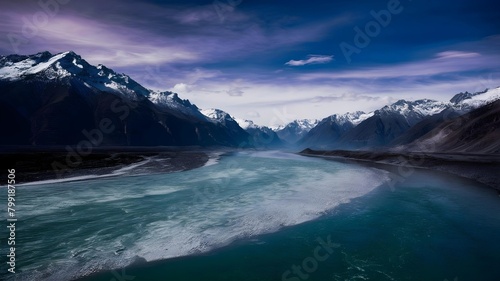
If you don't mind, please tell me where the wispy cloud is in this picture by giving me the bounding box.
[299,52,498,80]
[310,93,387,103]
[226,87,246,96]
[285,55,334,66]
[435,51,480,59]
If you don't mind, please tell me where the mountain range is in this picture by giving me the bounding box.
[274,119,319,144]
[0,51,255,147]
[292,88,500,151]
[234,118,284,147]
[1,51,499,153]
[404,99,500,154]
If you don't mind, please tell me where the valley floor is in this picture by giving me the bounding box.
[299,148,500,191]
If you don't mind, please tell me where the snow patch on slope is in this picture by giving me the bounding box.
[235,119,258,130]
[350,112,374,125]
[276,119,319,131]
[149,91,208,120]
[0,51,151,99]
[458,87,500,108]
[201,108,232,122]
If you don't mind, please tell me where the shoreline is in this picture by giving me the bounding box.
[299,148,500,191]
[0,148,214,185]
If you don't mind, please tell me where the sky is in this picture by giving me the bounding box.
[1,0,499,126]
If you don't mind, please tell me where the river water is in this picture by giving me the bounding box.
[4,151,500,281]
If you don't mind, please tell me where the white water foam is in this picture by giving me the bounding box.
[13,158,152,187]
[202,151,225,167]
[125,164,390,263]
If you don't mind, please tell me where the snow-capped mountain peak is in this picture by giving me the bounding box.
[0,51,151,98]
[0,51,76,80]
[375,87,500,121]
[0,51,259,147]
[451,87,500,109]
[295,119,319,129]
[329,111,372,126]
[274,119,320,144]
[201,108,233,122]
[201,108,253,133]
[378,99,448,116]
[278,119,319,131]
[374,99,450,126]
[0,51,226,121]
[149,91,208,120]
[235,118,259,130]
[349,111,374,125]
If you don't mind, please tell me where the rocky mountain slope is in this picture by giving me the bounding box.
[405,99,500,154]
[297,88,500,150]
[274,119,319,144]
[0,51,250,147]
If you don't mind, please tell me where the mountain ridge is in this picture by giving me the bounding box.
[1,51,498,150]
[0,51,251,147]
[297,88,500,149]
